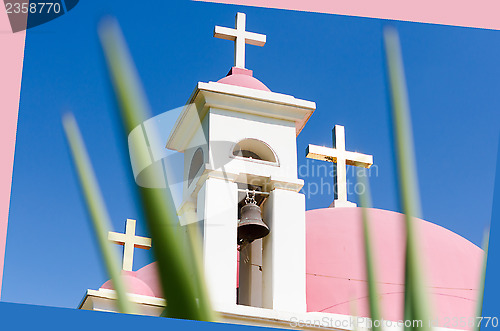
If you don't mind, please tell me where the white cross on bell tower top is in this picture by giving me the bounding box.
[214,12,267,69]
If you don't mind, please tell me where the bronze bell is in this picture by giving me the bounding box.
[238,195,270,244]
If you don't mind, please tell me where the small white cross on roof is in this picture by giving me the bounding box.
[214,12,266,69]
[108,219,152,271]
[306,125,373,208]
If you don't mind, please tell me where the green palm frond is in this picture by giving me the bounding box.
[475,229,489,331]
[63,113,135,314]
[98,17,213,321]
[357,169,383,331]
[383,26,431,331]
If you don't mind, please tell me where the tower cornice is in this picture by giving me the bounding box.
[166,81,316,152]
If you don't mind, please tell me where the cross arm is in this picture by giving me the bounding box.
[306,144,373,168]
[134,236,152,250]
[214,26,237,41]
[108,232,125,245]
[213,27,266,46]
[306,144,334,161]
[345,151,373,168]
[245,32,266,46]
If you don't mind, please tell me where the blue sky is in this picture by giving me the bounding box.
[1,0,498,309]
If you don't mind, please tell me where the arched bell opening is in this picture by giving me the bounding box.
[232,138,279,165]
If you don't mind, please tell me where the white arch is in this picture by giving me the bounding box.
[232,138,279,165]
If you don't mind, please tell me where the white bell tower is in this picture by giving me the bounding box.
[166,12,315,314]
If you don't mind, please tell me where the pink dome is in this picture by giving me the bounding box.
[217,67,270,91]
[100,270,155,297]
[136,262,163,298]
[306,208,483,329]
[100,207,482,330]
